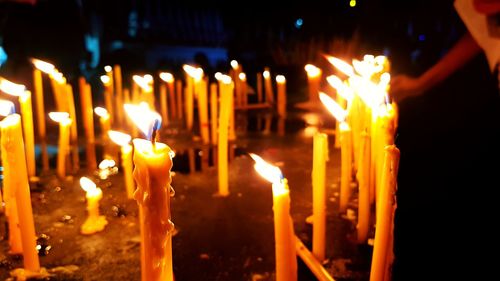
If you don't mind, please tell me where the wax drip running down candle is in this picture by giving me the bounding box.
[124,102,175,281]
[79,177,108,235]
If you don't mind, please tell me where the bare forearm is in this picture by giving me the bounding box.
[418,33,482,92]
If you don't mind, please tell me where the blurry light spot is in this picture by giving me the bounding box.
[418,34,426,41]
[349,0,356,7]
[0,46,7,68]
[295,18,303,29]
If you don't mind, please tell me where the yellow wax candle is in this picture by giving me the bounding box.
[0,114,40,271]
[339,122,353,213]
[198,78,209,144]
[113,65,124,125]
[94,107,111,142]
[160,72,176,119]
[217,76,232,196]
[263,68,274,104]
[230,60,241,107]
[32,69,46,140]
[0,101,23,254]
[49,112,71,179]
[370,145,400,281]
[251,154,297,281]
[175,80,183,120]
[79,77,97,170]
[276,75,287,117]
[210,82,218,144]
[239,73,247,108]
[304,64,322,103]
[357,131,371,244]
[101,75,114,126]
[80,177,108,235]
[183,65,201,131]
[108,130,135,199]
[50,72,68,112]
[66,84,78,143]
[0,79,36,178]
[159,83,169,125]
[312,132,328,261]
[257,73,263,103]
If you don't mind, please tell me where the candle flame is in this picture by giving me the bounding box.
[183,65,203,81]
[0,77,26,96]
[144,74,153,83]
[98,159,116,170]
[51,71,66,84]
[326,75,354,102]
[263,70,270,79]
[249,153,283,185]
[100,75,111,84]
[108,130,132,147]
[124,102,162,140]
[133,75,152,92]
[230,60,239,69]
[159,72,174,83]
[49,112,70,123]
[319,92,347,122]
[80,176,102,197]
[104,65,112,73]
[31,58,55,74]
[94,107,109,118]
[0,100,15,116]
[325,56,355,77]
[215,73,232,84]
[275,75,286,83]
[304,64,321,77]
[238,72,246,81]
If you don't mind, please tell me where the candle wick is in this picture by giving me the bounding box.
[151,128,158,151]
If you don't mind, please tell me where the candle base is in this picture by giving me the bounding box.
[80,216,108,235]
[9,267,49,280]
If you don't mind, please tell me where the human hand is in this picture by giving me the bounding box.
[389,75,425,103]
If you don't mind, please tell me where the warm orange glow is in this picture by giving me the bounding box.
[132,75,152,92]
[80,177,102,197]
[249,153,283,185]
[100,75,111,85]
[104,65,112,73]
[159,72,174,83]
[123,102,162,139]
[238,72,246,81]
[326,75,354,102]
[275,75,286,84]
[380,72,391,87]
[325,56,355,77]
[263,70,270,79]
[339,122,351,131]
[215,73,232,84]
[51,71,66,84]
[31,58,55,74]
[108,130,132,147]
[49,112,71,124]
[144,74,153,83]
[230,60,239,69]
[0,77,26,96]
[319,92,347,122]
[183,64,203,81]
[0,100,15,116]
[304,64,321,77]
[94,107,110,118]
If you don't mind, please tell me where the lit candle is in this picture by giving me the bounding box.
[312,132,328,261]
[304,64,322,103]
[0,100,23,254]
[79,177,108,235]
[183,65,201,131]
[210,82,218,144]
[101,75,114,125]
[230,60,241,107]
[108,130,135,199]
[217,75,232,196]
[250,153,297,281]
[263,68,274,104]
[370,145,399,281]
[31,58,53,141]
[124,102,175,281]
[197,78,210,144]
[49,112,71,179]
[160,72,176,119]
[239,73,247,108]
[0,78,36,179]
[158,82,169,125]
[94,107,111,153]
[113,65,124,125]
[276,75,287,117]
[79,77,97,170]
[357,131,371,244]
[65,84,79,170]
[0,113,40,271]
[175,80,183,120]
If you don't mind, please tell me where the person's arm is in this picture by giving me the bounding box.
[390,32,482,102]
